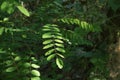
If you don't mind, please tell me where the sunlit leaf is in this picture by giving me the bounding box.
[1,1,8,11]
[45,49,55,56]
[56,48,65,53]
[55,39,63,43]
[31,70,40,76]
[56,58,63,69]
[70,18,75,24]
[0,27,4,35]
[55,36,63,39]
[17,5,30,17]
[47,54,56,61]
[43,40,53,44]
[42,28,51,31]
[14,56,21,61]
[52,27,60,32]
[55,43,64,47]
[80,21,94,31]
[75,19,80,24]
[1,1,15,14]
[31,77,41,80]
[42,33,53,39]
[3,18,9,21]
[31,57,37,61]
[43,24,60,32]
[43,44,54,49]
[54,32,62,36]
[31,64,40,69]
[81,21,88,29]
[57,53,64,58]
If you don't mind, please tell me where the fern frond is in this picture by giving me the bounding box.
[58,18,101,32]
[42,24,65,69]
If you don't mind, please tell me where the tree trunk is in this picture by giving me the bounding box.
[109,36,120,80]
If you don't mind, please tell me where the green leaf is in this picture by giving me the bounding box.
[42,33,53,39]
[3,18,9,21]
[70,19,75,24]
[31,57,37,61]
[55,43,64,47]
[17,5,30,17]
[0,49,6,53]
[80,21,94,31]
[14,56,21,61]
[75,19,80,24]
[43,24,52,28]
[55,36,63,39]
[1,1,8,11]
[7,5,14,14]
[57,53,64,58]
[31,77,41,80]
[45,49,55,56]
[54,32,62,36]
[23,62,31,68]
[81,21,88,29]
[56,58,63,69]
[1,1,15,14]
[5,60,13,66]
[52,27,60,32]
[5,67,16,72]
[43,24,60,32]
[31,70,40,76]
[31,64,40,69]
[55,39,63,43]
[56,48,65,53]
[47,54,56,61]
[43,40,53,44]
[42,28,51,31]
[43,44,54,49]
[44,24,57,28]
[0,27,4,35]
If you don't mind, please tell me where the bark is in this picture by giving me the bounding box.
[109,37,120,80]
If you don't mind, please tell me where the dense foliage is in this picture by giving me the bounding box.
[0,0,120,80]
